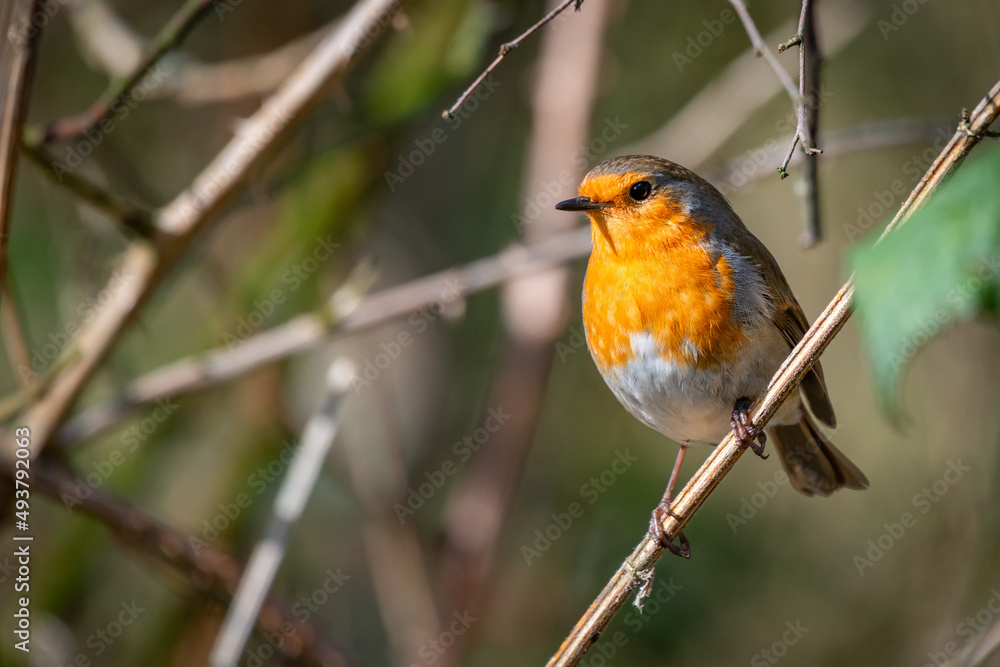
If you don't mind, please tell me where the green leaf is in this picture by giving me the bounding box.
[850,144,1000,416]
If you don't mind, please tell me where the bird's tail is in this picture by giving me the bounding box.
[766,413,868,496]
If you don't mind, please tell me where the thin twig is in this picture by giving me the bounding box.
[545,77,1000,667]
[10,0,407,457]
[728,0,798,102]
[796,0,822,246]
[56,117,946,445]
[442,0,584,120]
[26,459,355,667]
[0,0,44,385]
[777,0,822,180]
[210,360,353,667]
[25,0,217,145]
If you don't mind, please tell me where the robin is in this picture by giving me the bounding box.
[555,155,867,557]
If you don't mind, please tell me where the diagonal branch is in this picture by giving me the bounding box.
[9,0,407,458]
[545,77,1000,667]
[24,0,217,146]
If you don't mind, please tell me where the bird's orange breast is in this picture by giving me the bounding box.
[582,212,744,373]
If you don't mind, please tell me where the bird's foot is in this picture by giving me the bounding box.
[649,502,690,559]
[731,397,768,459]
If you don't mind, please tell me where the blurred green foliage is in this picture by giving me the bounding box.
[852,145,1000,414]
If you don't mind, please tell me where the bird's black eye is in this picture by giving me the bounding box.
[629,181,652,201]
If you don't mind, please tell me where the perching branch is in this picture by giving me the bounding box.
[442,0,584,120]
[545,77,1000,667]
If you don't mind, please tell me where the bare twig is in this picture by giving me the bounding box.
[210,360,353,667]
[442,0,584,120]
[796,0,822,246]
[56,117,947,445]
[545,77,1000,667]
[0,0,44,385]
[777,0,822,180]
[25,0,217,145]
[10,0,407,457]
[727,0,798,102]
[27,459,355,667]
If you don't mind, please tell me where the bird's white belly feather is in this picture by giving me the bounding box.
[602,332,801,445]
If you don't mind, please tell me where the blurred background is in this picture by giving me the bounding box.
[2,0,1000,665]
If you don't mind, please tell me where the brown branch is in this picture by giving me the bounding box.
[9,0,408,457]
[0,0,44,385]
[56,117,945,445]
[545,77,1000,667]
[442,0,584,120]
[28,459,356,667]
[24,0,217,146]
[796,0,822,247]
[777,0,822,180]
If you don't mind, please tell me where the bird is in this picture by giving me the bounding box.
[555,155,868,557]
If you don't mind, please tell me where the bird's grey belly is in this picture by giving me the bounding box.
[600,332,800,445]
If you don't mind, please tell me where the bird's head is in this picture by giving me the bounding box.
[556,155,735,255]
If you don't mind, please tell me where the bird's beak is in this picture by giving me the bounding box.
[555,196,609,212]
